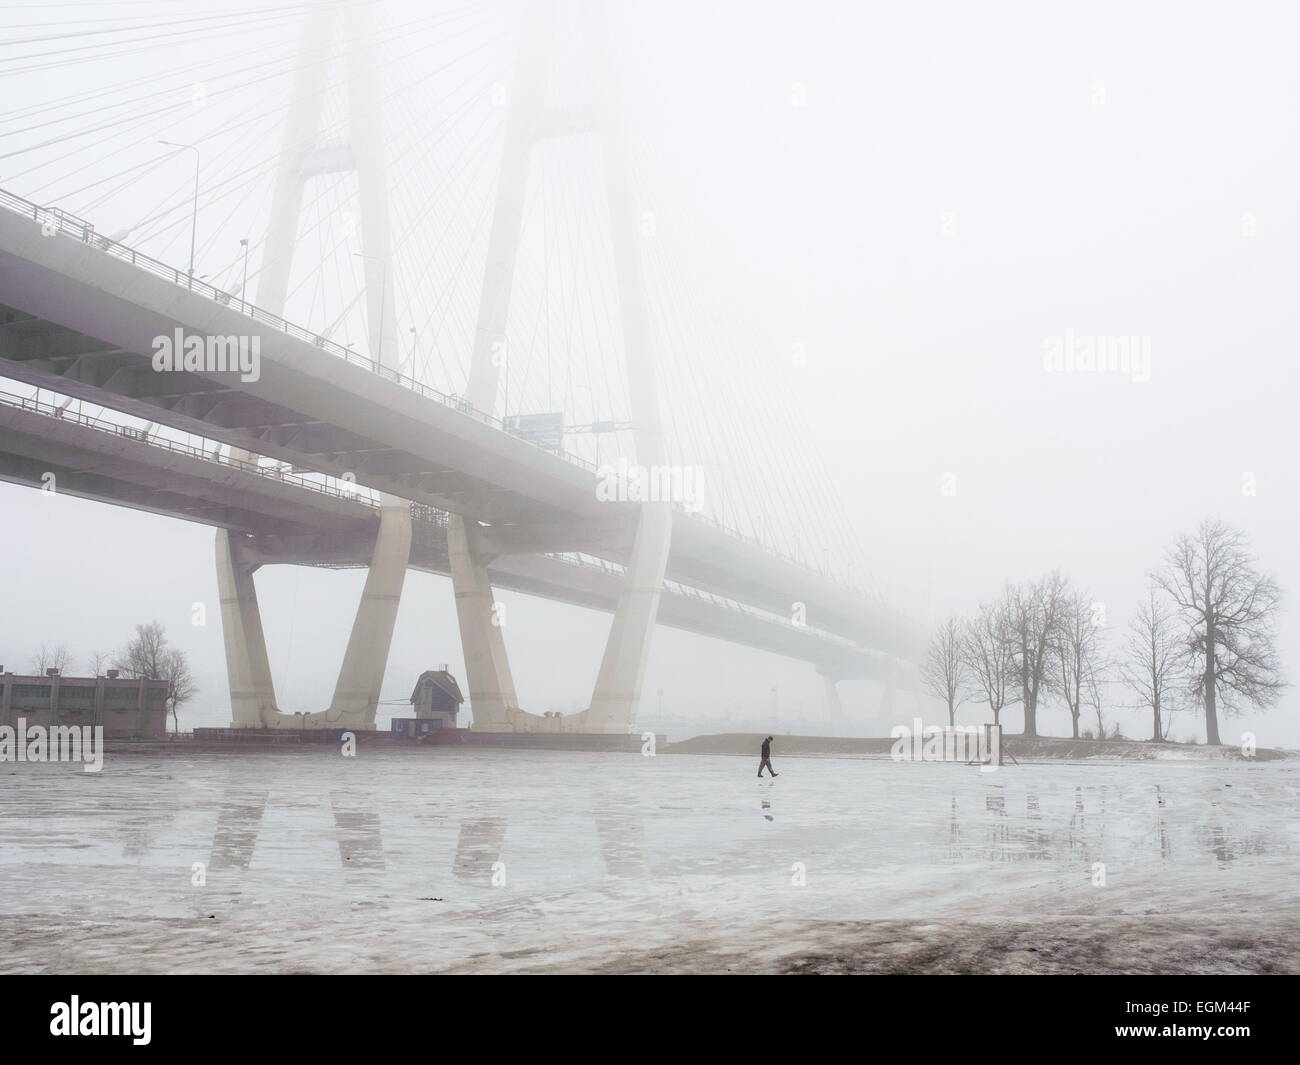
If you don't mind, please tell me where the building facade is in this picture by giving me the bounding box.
[0,670,170,740]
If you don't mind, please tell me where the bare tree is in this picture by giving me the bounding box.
[114,621,168,681]
[962,600,1018,727]
[29,642,72,675]
[1055,589,1103,739]
[1154,519,1285,744]
[922,615,970,726]
[1083,664,1114,738]
[1120,586,1184,742]
[160,646,196,734]
[1005,571,1070,736]
[115,622,197,734]
[86,649,112,676]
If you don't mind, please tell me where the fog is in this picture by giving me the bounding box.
[1,0,1296,746]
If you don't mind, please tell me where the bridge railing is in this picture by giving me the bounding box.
[0,388,379,504]
[539,549,856,645]
[0,186,599,457]
[0,185,867,595]
[0,383,864,647]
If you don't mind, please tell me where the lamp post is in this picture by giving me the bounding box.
[158,140,200,279]
[353,252,387,365]
[239,238,249,313]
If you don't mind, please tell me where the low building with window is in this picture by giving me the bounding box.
[0,668,170,739]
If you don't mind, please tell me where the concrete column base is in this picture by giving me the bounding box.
[456,503,672,735]
[448,513,520,731]
[216,529,278,726]
[219,501,412,731]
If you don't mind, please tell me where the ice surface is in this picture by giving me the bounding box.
[0,748,1296,972]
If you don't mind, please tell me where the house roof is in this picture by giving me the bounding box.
[409,670,464,705]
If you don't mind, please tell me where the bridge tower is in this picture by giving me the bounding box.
[217,0,411,729]
[451,0,672,733]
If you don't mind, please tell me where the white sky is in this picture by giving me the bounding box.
[0,0,1296,746]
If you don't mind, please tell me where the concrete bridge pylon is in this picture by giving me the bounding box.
[217,0,410,729]
[449,0,672,735]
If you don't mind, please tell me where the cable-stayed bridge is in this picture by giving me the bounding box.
[0,0,920,733]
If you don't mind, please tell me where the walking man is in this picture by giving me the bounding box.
[758,735,778,778]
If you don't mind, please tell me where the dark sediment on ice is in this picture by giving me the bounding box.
[5,913,1294,975]
[588,915,1300,975]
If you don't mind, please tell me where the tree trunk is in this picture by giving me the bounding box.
[1152,693,1162,742]
[947,699,955,727]
[1070,709,1079,739]
[1021,638,1035,736]
[1203,619,1220,745]
[1203,665,1219,744]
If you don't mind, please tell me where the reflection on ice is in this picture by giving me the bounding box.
[594,796,644,878]
[330,793,385,870]
[210,790,267,871]
[453,817,505,882]
[0,748,1295,971]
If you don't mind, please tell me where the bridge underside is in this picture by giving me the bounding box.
[0,391,905,722]
[0,242,918,659]
[0,202,921,732]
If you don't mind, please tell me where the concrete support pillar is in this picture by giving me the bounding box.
[460,2,554,414]
[255,3,330,317]
[441,0,673,736]
[216,530,278,726]
[322,497,412,727]
[346,2,398,370]
[580,502,672,733]
[447,515,519,731]
[213,0,411,732]
[580,0,673,734]
[216,0,324,727]
[444,2,551,733]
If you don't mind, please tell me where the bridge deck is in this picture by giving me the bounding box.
[0,189,921,665]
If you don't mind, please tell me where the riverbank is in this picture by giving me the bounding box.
[664,732,1293,761]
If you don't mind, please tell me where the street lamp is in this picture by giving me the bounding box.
[353,252,387,365]
[158,140,200,279]
[239,238,250,312]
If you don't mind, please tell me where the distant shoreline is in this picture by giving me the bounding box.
[87,730,1293,762]
[664,732,1293,762]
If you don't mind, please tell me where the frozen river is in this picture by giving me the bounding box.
[1,747,1297,973]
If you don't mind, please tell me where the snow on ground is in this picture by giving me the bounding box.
[0,748,1296,973]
